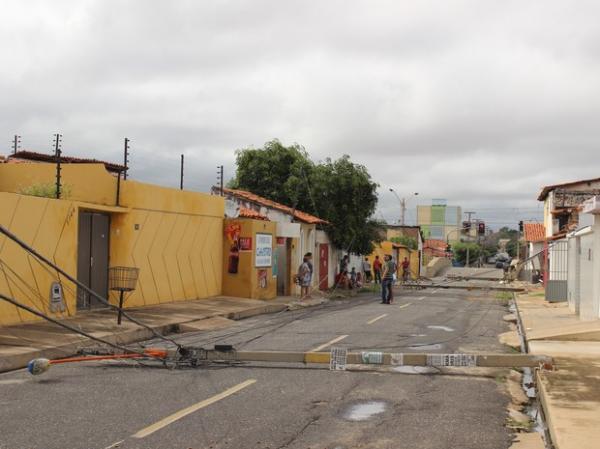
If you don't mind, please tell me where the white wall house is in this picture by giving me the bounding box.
[565,197,600,320]
[538,177,600,302]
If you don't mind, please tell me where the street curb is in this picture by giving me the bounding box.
[0,303,289,374]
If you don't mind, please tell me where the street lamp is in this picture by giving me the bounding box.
[389,189,418,225]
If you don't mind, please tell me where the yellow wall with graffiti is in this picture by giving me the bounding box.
[222,218,277,300]
[0,164,224,326]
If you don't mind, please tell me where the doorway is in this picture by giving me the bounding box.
[77,211,110,309]
[319,243,329,291]
[276,238,288,296]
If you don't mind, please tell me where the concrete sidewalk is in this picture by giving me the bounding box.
[0,295,313,373]
[514,289,600,449]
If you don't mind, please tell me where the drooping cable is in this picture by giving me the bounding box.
[0,224,182,349]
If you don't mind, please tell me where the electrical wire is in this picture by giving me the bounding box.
[0,224,182,349]
[0,292,167,362]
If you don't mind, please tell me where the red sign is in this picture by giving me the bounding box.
[276,237,286,245]
[239,237,252,251]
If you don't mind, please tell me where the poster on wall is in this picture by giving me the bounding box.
[258,269,268,289]
[255,233,273,267]
[239,237,252,251]
[225,223,241,274]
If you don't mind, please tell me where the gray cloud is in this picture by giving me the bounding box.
[2,0,600,228]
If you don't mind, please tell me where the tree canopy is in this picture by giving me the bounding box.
[229,139,383,254]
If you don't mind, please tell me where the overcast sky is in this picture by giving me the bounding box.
[2,1,600,228]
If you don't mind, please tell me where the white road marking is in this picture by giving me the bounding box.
[103,440,124,449]
[416,296,426,301]
[432,289,439,293]
[132,379,257,439]
[0,379,26,385]
[398,302,413,309]
[367,314,388,325]
[310,335,349,352]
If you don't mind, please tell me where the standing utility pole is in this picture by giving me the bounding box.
[217,165,224,195]
[463,211,476,267]
[389,189,418,225]
[123,138,130,180]
[12,135,21,154]
[180,154,184,190]
[53,133,62,199]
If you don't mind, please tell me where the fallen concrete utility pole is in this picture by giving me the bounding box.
[172,348,553,370]
[27,348,553,375]
[415,284,524,292]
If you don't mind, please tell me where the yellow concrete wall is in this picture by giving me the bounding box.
[110,179,224,307]
[0,163,118,206]
[0,192,78,326]
[0,171,225,326]
[222,218,277,300]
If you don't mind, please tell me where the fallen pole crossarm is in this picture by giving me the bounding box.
[0,224,181,349]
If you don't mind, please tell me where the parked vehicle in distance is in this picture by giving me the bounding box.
[495,252,511,269]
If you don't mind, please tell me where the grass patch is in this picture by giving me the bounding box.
[19,183,72,199]
[495,291,514,306]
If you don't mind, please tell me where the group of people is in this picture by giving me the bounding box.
[338,255,363,289]
[297,251,412,302]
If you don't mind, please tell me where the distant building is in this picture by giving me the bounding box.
[417,199,462,242]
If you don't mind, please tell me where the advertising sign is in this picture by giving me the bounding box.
[255,233,273,267]
[239,237,252,251]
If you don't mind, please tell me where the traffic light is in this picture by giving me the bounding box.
[462,221,471,234]
[478,222,485,235]
[519,220,524,232]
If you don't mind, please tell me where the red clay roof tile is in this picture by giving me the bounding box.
[221,187,328,225]
[523,223,546,242]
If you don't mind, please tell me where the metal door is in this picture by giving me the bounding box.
[546,239,568,302]
[319,243,329,291]
[276,238,288,296]
[77,212,110,309]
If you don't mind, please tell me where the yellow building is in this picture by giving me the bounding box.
[0,159,224,326]
[366,241,420,280]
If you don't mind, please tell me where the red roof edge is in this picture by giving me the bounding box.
[7,150,126,173]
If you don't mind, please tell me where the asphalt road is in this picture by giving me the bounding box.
[0,288,514,449]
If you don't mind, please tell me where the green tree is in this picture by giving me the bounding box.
[228,139,314,210]
[390,235,418,250]
[309,156,383,254]
[452,242,481,265]
[230,141,383,254]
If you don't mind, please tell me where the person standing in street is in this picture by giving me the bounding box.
[381,254,395,304]
[298,255,312,299]
[373,255,382,284]
[401,256,410,283]
[362,257,372,283]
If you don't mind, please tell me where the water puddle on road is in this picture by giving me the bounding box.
[343,401,387,421]
[427,325,454,332]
